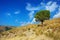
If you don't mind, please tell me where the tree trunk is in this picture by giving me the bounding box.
[41,20,44,27]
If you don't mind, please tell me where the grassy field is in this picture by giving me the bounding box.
[0,18,60,40]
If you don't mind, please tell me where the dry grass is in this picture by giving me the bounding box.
[0,18,60,40]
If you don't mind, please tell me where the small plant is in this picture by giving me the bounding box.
[28,28,30,30]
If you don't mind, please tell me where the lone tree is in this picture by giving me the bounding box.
[35,10,50,26]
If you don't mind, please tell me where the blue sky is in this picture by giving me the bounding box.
[0,0,60,26]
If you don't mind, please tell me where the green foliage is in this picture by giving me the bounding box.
[35,10,50,26]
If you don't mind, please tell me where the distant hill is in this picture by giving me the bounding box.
[0,18,60,40]
[0,26,16,33]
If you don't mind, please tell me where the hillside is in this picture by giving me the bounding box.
[0,18,60,40]
[0,26,16,33]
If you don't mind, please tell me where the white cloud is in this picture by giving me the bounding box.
[47,1,52,5]
[26,3,40,11]
[53,7,60,18]
[20,18,36,26]
[29,11,34,19]
[15,19,30,26]
[53,6,60,18]
[45,2,58,12]
[26,1,58,12]
[41,1,58,12]
[15,19,31,26]
[58,6,60,11]
[40,2,45,6]
[26,3,40,20]
[7,13,11,16]
[20,21,30,26]
[6,13,12,17]
[31,18,36,24]
[14,11,20,14]
[53,12,60,18]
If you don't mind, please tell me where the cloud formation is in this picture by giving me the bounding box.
[7,13,11,16]
[31,18,36,24]
[53,7,60,18]
[20,21,30,26]
[53,13,60,18]
[29,11,34,19]
[26,3,40,11]
[6,13,12,17]
[26,3,40,24]
[26,3,40,20]
[45,1,58,12]
[14,11,20,14]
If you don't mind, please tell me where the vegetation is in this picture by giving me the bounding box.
[35,10,50,26]
[0,18,60,40]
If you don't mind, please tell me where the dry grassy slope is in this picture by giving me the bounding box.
[0,18,60,40]
[44,18,60,24]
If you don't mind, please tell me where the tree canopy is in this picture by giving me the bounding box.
[35,10,50,26]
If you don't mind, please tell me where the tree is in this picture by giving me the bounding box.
[35,10,50,26]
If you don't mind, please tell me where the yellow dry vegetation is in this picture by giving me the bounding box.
[0,18,60,40]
